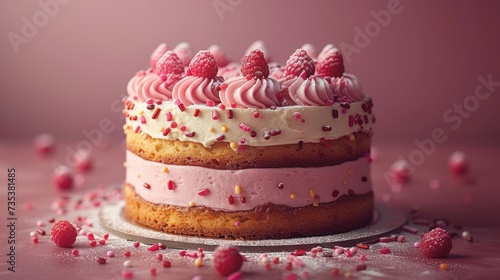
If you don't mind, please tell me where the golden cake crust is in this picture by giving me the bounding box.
[124,184,374,240]
[125,127,370,169]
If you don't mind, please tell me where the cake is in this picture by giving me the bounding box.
[123,41,374,240]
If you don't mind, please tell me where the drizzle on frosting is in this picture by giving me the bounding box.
[331,73,365,102]
[172,76,220,105]
[219,76,281,108]
[281,76,334,106]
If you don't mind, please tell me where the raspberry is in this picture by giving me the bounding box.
[213,245,243,276]
[150,43,169,71]
[316,47,345,78]
[420,227,452,258]
[301,43,317,59]
[51,220,77,248]
[155,51,184,76]
[187,51,218,79]
[53,165,74,191]
[208,44,231,67]
[284,49,315,78]
[173,42,193,67]
[241,49,269,79]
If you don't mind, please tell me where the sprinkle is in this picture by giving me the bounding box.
[167,180,175,190]
[263,131,271,140]
[342,179,348,186]
[185,131,195,137]
[397,235,406,242]
[148,243,159,252]
[239,122,251,132]
[228,195,235,205]
[90,240,97,247]
[332,190,339,197]
[162,260,171,268]
[227,109,234,119]
[146,98,154,105]
[252,111,260,118]
[240,196,246,203]
[36,220,45,227]
[235,221,240,227]
[220,125,228,132]
[177,103,186,112]
[150,268,157,276]
[439,263,448,270]
[270,129,281,136]
[99,239,106,245]
[212,110,219,120]
[198,188,210,196]
[227,271,242,280]
[71,249,79,256]
[461,231,471,239]
[152,108,161,119]
[278,183,284,189]
[216,135,225,141]
[121,271,133,278]
[308,188,315,197]
[413,241,421,248]
[379,248,391,254]
[313,196,320,207]
[355,264,367,271]
[290,193,296,199]
[349,134,355,141]
[293,112,301,119]
[36,229,46,236]
[194,257,203,267]
[206,100,215,107]
[124,251,131,257]
[332,109,339,119]
[294,250,306,256]
[103,233,109,240]
[170,122,178,128]
[250,131,257,137]
[162,167,169,173]
[340,102,351,109]
[379,236,392,243]
[360,254,367,261]
[186,251,198,258]
[107,251,115,257]
[96,257,106,264]
[235,185,242,194]
[162,128,171,136]
[218,103,226,110]
[348,189,355,196]
[166,112,173,121]
[179,250,186,256]
[139,110,144,115]
[230,142,237,149]
[348,115,354,127]
[143,183,151,189]
[356,243,370,249]
[322,125,332,131]
[188,201,195,207]
[193,109,200,117]
[402,225,418,234]
[32,236,39,243]
[123,260,133,267]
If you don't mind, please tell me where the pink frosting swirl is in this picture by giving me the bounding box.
[218,62,240,80]
[330,73,365,102]
[219,76,281,108]
[127,71,179,102]
[280,76,334,106]
[172,76,220,105]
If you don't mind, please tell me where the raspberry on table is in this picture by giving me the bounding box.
[213,245,243,276]
[241,49,270,79]
[316,47,345,78]
[51,220,77,248]
[420,227,453,258]
[187,50,218,79]
[284,49,315,78]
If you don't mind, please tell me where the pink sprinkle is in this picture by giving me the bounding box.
[180,125,187,132]
[36,220,46,227]
[168,180,175,190]
[185,131,195,137]
[212,110,219,120]
[206,100,215,107]
[359,254,367,261]
[99,239,106,245]
[150,267,157,276]
[103,233,109,240]
[36,229,46,236]
[397,235,406,243]
[152,108,161,119]
[294,250,306,256]
[71,249,79,256]
[140,116,146,124]
[326,99,334,106]
[90,240,97,247]
[107,251,115,257]
[177,103,186,112]
[218,103,226,110]
[121,270,133,278]
[239,122,251,132]
[227,109,234,119]
[166,112,173,121]
[146,98,154,105]
[252,111,260,118]
[173,98,181,105]
[170,122,178,128]
[355,264,367,271]
[334,248,344,255]
[157,253,163,261]
[193,109,200,117]
[32,236,39,243]
[179,250,186,257]
[350,247,358,255]
[413,242,421,248]
[96,257,106,265]
[379,248,391,254]
[133,241,140,248]
[163,128,171,136]
[402,225,418,234]
[343,248,353,257]
[294,112,301,119]
[148,243,159,252]
[379,236,392,243]
[186,251,198,258]
[227,271,242,280]
[198,188,210,196]
[234,221,240,227]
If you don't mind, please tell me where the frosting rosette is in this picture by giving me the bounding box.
[219,76,281,108]
[172,76,220,105]
[127,71,179,101]
[280,76,334,106]
[217,62,240,80]
[331,73,365,102]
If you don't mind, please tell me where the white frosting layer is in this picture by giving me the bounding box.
[124,97,374,149]
[126,150,372,211]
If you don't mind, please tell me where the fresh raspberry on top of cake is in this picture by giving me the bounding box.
[187,50,218,79]
[301,43,317,59]
[208,44,231,68]
[150,43,168,71]
[173,42,194,67]
[316,47,345,78]
[155,51,184,76]
[241,49,270,79]
[284,49,315,78]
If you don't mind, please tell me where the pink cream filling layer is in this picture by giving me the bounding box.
[126,151,372,211]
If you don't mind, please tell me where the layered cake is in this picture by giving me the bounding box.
[123,42,374,240]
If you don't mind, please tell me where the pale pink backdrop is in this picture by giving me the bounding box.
[1,0,499,145]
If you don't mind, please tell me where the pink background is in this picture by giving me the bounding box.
[1,0,499,145]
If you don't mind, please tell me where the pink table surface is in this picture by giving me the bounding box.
[0,139,500,280]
